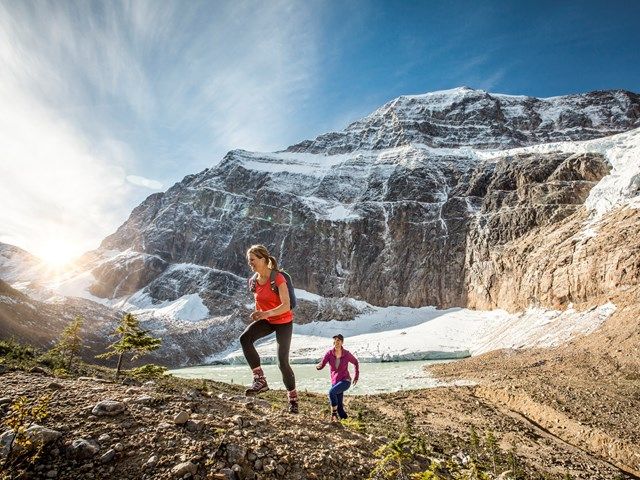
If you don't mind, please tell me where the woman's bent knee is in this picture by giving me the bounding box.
[240,332,252,348]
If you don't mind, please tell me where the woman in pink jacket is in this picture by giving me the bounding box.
[316,334,360,422]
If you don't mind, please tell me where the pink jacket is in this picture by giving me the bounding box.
[318,348,360,385]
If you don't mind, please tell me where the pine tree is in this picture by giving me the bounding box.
[96,313,161,379]
[51,316,84,370]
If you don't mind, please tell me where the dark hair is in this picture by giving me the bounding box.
[246,244,279,270]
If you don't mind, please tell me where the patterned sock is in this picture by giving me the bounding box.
[252,366,264,378]
[287,389,298,401]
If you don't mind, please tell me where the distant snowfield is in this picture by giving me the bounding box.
[213,294,616,365]
[4,242,621,364]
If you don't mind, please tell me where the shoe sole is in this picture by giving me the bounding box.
[245,387,269,396]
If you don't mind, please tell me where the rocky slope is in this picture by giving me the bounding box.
[431,285,640,478]
[1,360,638,480]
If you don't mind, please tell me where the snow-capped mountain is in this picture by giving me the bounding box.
[1,87,639,367]
[288,87,639,153]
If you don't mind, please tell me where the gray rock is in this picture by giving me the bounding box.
[91,400,126,416]
[67,438,100,460]
[46,470,58,478]
[231,415,245,428]
[0,397,11,406]
[185,419,204,432]
[0,430,13,459]
[97,433,110,443]
[47,382,64,389]
[99,449,116,463]
[226,443,247,464]
[27,425,63,445]
[2,423,64,459]
[219,468,235,480]
[144,454,159,470]
[30,366,47,374]
[171,461,197,477]
[174,411,190,425]
[130,395,155,404]
[0,365,6,375]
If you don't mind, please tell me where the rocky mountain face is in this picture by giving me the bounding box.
[95,88,639,309]
[287,87,640,153]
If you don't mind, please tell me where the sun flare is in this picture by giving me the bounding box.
[37,240,80,268]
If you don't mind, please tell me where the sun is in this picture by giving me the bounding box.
[37,240,80,268]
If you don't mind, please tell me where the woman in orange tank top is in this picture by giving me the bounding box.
[240,244,298,413]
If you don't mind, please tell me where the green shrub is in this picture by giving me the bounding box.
[128,363,168,380]
[0,339,37,363]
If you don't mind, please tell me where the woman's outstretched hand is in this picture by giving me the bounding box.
[315,363,323,370]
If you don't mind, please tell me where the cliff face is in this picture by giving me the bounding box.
[466,206,640,311]
[93,88,639,311]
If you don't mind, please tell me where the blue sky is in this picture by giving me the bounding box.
[0,0,638,263]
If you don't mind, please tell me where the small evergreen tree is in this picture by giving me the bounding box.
[51,316,84,370]
[96,313,161,379]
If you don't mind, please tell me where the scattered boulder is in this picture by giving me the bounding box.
[171,461,197,477]
[1,424,63,458]
[91,400,126,416]
[130,395,155,405]
[27,425,63,445]
[225,443,247,464]
[217,468,234,480]
[186,419,204,433]
[67,438,100,460]
[29,366,47,375]
[99,448,116,463]
[173,411,190,425]
[143,454,159,470]
[0,430,13,459]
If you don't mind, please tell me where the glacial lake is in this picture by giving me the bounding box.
[169,360,470,395]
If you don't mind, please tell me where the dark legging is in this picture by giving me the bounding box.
[239,320,295,391]
[329,380,351,419]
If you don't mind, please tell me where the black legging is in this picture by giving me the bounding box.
[239,320,296,391]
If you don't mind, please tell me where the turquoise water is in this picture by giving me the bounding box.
[170,360,455,395]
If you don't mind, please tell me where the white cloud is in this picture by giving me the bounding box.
[126,175,163,190]
[0,1,323,259]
